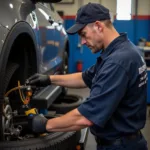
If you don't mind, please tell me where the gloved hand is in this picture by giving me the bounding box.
[26,73,51,87]
[28,113,48,134]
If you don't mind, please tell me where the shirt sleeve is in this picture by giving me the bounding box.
[82,65,96,88]
[78,63,129,127]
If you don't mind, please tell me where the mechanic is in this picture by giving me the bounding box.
[27,3,148,150]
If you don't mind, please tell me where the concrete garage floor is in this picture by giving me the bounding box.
[68,88,150,150]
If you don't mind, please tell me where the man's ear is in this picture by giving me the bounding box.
[95,21,103,32]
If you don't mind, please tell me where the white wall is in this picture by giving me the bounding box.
[55,0,150,16]
[101,0,116,14]
[54,0,78,16]
[54,0,116,16]
[137,0,150,15]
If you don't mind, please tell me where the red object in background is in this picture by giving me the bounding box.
[76,60,83,72]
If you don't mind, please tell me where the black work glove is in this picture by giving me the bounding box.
[26,73,51,87]
[28,114,48,134]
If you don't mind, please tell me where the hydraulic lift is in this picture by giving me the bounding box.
[77,128,89,150]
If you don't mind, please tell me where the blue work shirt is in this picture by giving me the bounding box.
[78,33,147,140]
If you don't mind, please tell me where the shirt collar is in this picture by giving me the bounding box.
[100,33,128,60]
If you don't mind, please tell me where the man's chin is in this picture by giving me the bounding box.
[91,49,98,54]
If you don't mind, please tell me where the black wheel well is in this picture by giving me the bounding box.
[7,33,37,84]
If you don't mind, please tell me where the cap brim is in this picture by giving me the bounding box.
[66,23,86,34]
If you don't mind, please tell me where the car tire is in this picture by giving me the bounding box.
[4,62,19,92]
[0,115,81,150]
[49,94,85,114]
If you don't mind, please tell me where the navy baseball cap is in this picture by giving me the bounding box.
[67,3,110,34]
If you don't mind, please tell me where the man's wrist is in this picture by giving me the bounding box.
[49,75,53,84]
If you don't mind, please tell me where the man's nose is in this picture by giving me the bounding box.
[81,38,86,45]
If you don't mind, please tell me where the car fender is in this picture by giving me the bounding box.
[0,24,9,55]
[0,0,37,30]
[0,22,39,94]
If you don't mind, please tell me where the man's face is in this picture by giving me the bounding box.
[79,23,104,53]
